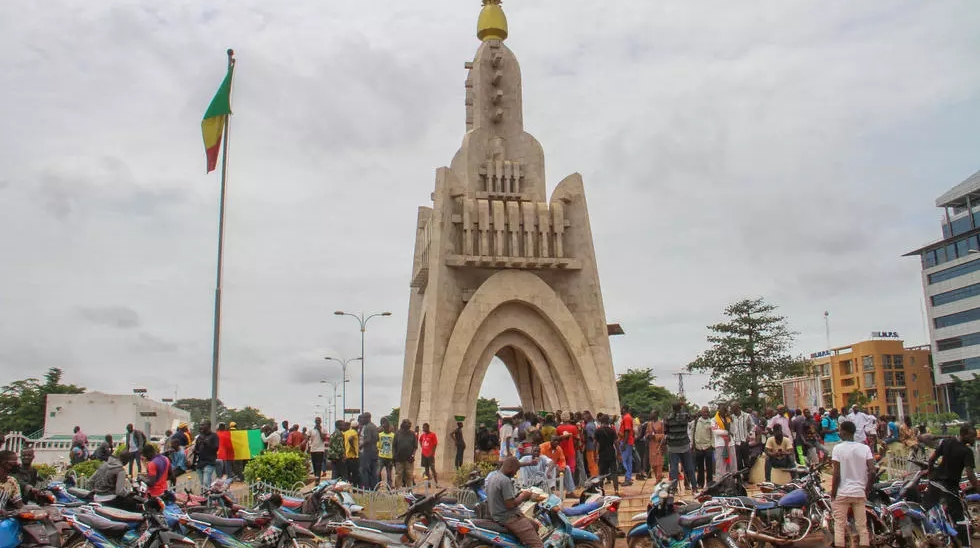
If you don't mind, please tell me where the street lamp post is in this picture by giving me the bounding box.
[334,310,391,414]
[324,357,360,419]
[320,381,343,423]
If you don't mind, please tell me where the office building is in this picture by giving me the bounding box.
[793,336,935,416]
[905,169,980,414]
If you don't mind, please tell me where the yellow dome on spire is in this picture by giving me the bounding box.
[477,0,508,41]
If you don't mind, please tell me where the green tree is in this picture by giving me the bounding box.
[224,406,275,430]
[687,298,799,410]
[951,373,980,422]
[387,407,400,425]
[0,368,85,434]
[846,389,869,408]
[173,398,228,428]
[475,397,499,428]
[616,369,677,415]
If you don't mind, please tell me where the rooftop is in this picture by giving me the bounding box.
[935,169,980,208]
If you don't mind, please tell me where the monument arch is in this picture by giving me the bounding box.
[400,0,621,472]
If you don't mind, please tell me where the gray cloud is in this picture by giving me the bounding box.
[127,332,179,354]
[77,306,141,329]
[1,0,978,424]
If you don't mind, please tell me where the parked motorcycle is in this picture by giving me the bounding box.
[62,497,196,548]
[563,496,619,548]
[0,507,64,548]
[726,464,833,547]
[456,489,602,548]
[626,479,738,548]
[694,469,749,502]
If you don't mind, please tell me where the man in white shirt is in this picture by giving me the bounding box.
[847,405,871,444]
[499,418,515,458]
[831,420,875,548]
[767,408,792,443]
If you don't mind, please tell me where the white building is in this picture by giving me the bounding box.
[29,392,189,466]
[906,168,980,416]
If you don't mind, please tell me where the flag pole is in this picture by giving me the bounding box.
[210,48,235,427]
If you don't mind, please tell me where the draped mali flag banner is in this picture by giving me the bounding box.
[216,429,265,460]
[201,64,234,173]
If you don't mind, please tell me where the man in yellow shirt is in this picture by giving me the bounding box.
[343,422,359,486]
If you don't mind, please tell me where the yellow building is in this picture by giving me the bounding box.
[809,337,937,416]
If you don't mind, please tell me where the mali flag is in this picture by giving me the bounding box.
[201,64,234,173]
[217,429,265,460]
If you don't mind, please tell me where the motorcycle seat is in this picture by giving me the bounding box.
[734,497,775,510]
[674,502,702,515]
[563,501,601,516]
[281,512,317,523]
[352,520,407,534]
[470,519,511,534]
[281,496,304,509]
[411,493,458,505]
[67,488,92,499]
[76,513,129,534]
[188,513,246,531]
[677,514,714,529]
[95,506,143,523]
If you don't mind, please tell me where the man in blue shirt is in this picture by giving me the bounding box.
[821,408,841,458]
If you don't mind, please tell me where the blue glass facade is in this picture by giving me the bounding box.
[934,306,980,328]
[936,332,980,351]
[938,356,980,375]
[927,257,980,284]
[931,282,980,306]
[920,233,980,270]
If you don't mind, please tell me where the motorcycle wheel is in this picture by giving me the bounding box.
[404,511,428,542]
[896,524,928,548]
[700,537,739,548]
[726,517,764,548]
[626,535,652,548]
[63,538,95,548]
[585,522,615,548]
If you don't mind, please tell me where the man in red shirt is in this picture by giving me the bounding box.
[618,406,635,486]
[419,423,439,485]
[140,444,170,497]
[555,417,579,476]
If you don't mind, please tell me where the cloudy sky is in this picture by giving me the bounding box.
[2,1,979,428]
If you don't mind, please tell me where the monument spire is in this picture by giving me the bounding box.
[477,0,507,41]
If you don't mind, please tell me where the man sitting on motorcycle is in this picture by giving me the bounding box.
[925,424,979,541]
[90,451,141,511]
[487,457,544,548]
[0,450,24,509]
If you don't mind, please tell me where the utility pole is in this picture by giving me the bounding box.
[673,372,689,398]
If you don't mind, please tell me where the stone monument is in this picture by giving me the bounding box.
[400,0,621,472]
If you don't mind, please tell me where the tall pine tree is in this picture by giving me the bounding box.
[687,298,802,410]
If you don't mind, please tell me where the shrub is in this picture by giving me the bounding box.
[452,461,499,487]
[70,460,102,478]
[33,464,57,482]
[244,450,309,489]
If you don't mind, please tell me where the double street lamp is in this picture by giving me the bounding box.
[333,310,391,415]
[324,356,359,419]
